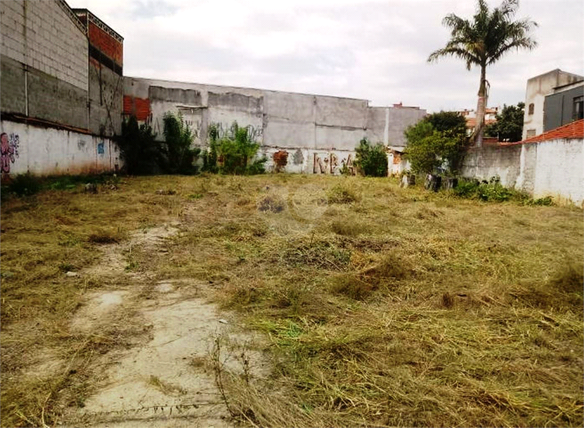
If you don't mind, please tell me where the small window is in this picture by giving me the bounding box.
[574,96,583,121]
[528,103,535,115]
[526,129,536,138]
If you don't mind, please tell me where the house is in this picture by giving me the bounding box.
[543,80,584,132]
[522,69,583,140]
[459,107,498,136]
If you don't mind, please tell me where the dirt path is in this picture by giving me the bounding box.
[64,224,266,427]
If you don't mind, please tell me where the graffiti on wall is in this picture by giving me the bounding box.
[313,152,355,175]
[1,133,20,174]
[209,122,263,142]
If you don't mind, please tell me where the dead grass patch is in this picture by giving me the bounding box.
[2,174,583,428]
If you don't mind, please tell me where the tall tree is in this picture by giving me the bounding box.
[428,0,537,146]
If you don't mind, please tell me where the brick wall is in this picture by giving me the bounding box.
[123,95,151,121]
[0,0,88,90]
[88,21,123,66]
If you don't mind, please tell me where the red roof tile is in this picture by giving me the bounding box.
[501,119,584,146]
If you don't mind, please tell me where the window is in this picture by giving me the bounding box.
[526,129,536,138]
[528,103,535,115]
[573,96,583,121]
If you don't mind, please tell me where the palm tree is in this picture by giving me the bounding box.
[428,0,537,146]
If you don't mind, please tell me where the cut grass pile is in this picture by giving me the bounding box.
[1,174,582,427]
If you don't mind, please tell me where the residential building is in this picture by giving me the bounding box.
[543,80,584,132]
[459,107,498,136]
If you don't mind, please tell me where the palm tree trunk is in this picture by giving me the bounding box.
[475,65,487,147]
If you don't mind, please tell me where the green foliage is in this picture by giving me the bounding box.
[162,113,200,174]
[428,0,537,142]
[452,176,549,204]
[203,122,266,175]
[404,112,468,175]
[354,138,388,177]
[2,172,42,197]
[486,102,525,142]
[117,116,161,175]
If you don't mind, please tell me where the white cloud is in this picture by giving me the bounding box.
[70,0,584,112]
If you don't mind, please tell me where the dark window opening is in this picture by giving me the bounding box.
[528,103,534,115]
[573,96,583,121]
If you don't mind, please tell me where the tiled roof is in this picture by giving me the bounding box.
[466,118,497,128]
[513,119,584,144]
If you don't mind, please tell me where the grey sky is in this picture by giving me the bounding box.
[71,0,584,112]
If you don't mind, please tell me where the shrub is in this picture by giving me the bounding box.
[404,111,468,175]
[162,113,200,174]
[203,122,266,175]
[354,138,388,177]
[453,176,548,204]
[117,116,161,175]
[3,172,42,197]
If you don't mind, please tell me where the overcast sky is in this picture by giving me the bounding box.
[70,0,583,112]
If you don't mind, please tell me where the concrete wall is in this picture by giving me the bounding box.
[522,69,583,139]
[544,83,584,132]
[1,0,90,129]
[461,139,584,206]
[1,0,88,90]
[0,119,121,176]
[123,76,426,173]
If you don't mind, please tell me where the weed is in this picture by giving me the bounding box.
[327,184,360,204]
[257,195,286,213]
[3,172,42,197]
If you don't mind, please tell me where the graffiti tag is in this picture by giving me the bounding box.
[313,153,354,175]
[1,132,19,174]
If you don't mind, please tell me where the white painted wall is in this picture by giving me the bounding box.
[261,147,356,175]
[462,138,584,206]
[533,138,584,204]
[1,120,120,176]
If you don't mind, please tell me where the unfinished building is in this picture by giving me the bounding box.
[0,0,122,176]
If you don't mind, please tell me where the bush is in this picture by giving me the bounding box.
[162,113,200,174]
[3,172,42,197]
[404,111,468,175]
[354,138,388,177]
[452,176,549,204]
[117,116,161,175]
[203,122,266,175]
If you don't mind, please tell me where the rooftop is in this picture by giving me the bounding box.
[504,119,584,145]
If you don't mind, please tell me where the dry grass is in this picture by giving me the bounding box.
[1,174,583,427]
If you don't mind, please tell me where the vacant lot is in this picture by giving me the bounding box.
[1,174,582,427]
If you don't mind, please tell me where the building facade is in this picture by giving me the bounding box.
[522,69,583,140]
[543,80,584,132]
[0,0,122,176]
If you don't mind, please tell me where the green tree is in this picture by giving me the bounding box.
[404,111,468,175]
[117,116,161,175]
[428,0,537,146]
[162,112,200,174]
[354,138,388,177]
[485,102,524,142]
